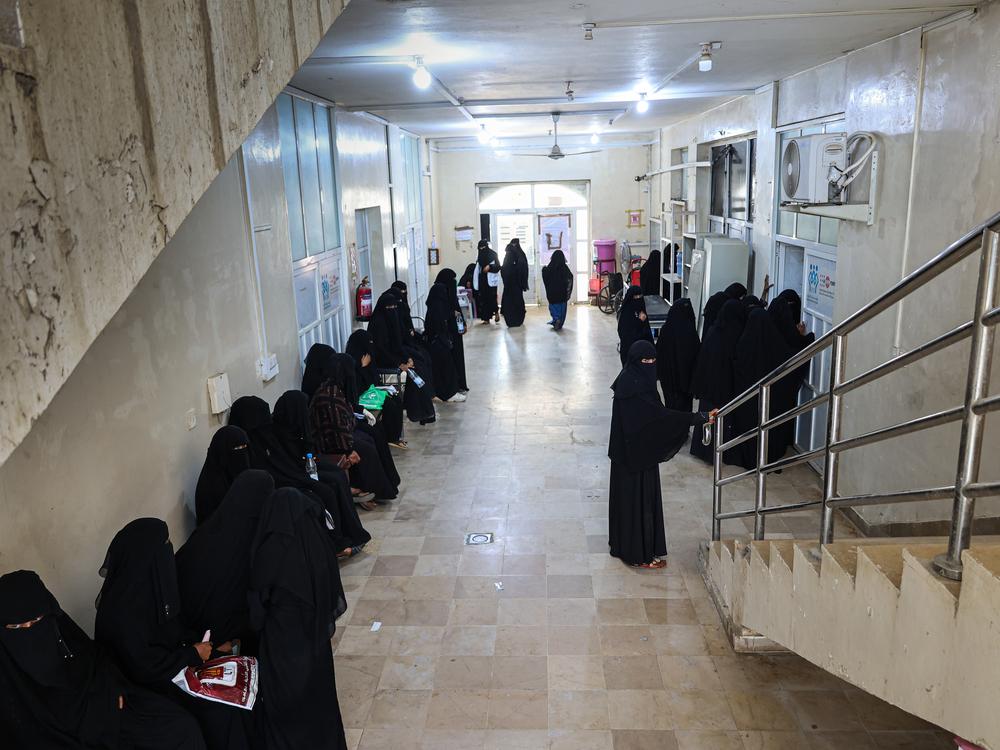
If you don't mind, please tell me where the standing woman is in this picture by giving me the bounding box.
[767,289,815,461]
[608,341,710,569]
[474,239,501,323]
[434,267,470,392]
[500,238,529,328]
[655,298,700,412]
[424,282,464,402]
[249,488,348,750]
[688,299,748,463]
[541,249,573,330]
[346,329,406,445]
[459,262,477,319]
[639,248,662,296]
[616,285,653,365]
[701,282,747,333]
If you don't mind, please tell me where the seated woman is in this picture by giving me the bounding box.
[194,425,251,525]
[95,519,252,749]
[346,329,406,447]
[228,395,370,555]
[308,360,400,506]
[433,267,469,393]
[249,487,349,750]
[541,249,573,330]
[608,342,712,569]
[176,470,274,657]
[367,290,436,424]
[0,570,206,749]
[423,282,464,402]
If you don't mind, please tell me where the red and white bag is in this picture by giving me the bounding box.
[172,656,259,711]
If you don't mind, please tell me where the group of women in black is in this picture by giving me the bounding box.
[0,275,477,749]
[608,285,813,568]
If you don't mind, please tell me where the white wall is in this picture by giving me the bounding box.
[429,146,651,276]
[0,105,302,626]
[657,8,1000,527]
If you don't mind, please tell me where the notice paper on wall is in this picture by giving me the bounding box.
[455,226,475,242]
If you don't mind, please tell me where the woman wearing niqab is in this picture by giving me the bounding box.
[0,569,205,749]
[500,238,529,328]
[701,282,747,333]
[346,328,407,444]
[435,267,470,392]
[194,426,251,526]
[95,519,252,749]
[423,282,463,401]
[639,248,661,296]
[176,470,275,656]
[689,299,748,463]
[541,249,573,330]
[655,298,700,413]
[616,285,653,365]
[608,341,708,568]
[249,488,348,750]
[475,239,501,323]
[767,289,816,461]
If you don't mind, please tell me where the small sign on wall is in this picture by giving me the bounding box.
[428,247,440,266]
[626,209,645,228]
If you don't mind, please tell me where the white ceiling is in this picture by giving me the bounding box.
[291,0,969,146]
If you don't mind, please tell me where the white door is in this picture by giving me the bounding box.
[494,213,536,304]
[536,212,574,305]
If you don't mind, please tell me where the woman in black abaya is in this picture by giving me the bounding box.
[689,299,748,463]
[541,249,573,330]
[424,282,464,402]
[500,238,529,328]
[727,306,794,468]
[475,239,501,323]
[194,426,251,526]
[701,282,747,333]
[228,395,371,554]
[617,285,653,365]
[249,488,348,750]
[639,248,662,296]
[767,289,816,461]
[655,298,700,413]
[301,343,336,399]
[460,262,477,319]
[608,341,710,568]
[368,290,436,424]
[0,570,205,749]
[435,267,470,391]
[177,470,275,657]
[95,519,251,749]
[346,329,406,445]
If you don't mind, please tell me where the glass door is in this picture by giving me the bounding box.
[537,212,574,305]
[494,213,536,304]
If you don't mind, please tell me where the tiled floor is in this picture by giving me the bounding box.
[334,306,951,750]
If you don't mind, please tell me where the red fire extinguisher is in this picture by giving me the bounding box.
[355,276,373,320]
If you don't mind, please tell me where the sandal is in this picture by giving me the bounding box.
[633,558,668,569]
[389,440,409,449]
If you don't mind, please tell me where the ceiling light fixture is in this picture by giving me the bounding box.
[636,93,649,114]
[698,43,714,72]
[477,125,490,145]
[489,136,500,149]
[412,58,432,89]
[590,132,600,145]
[582,23,595,41]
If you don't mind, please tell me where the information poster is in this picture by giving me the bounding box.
[320,253,342,314]
[805,253,837,320]
[537,213,573,267]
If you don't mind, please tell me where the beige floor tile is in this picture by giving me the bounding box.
[401,599,452,625]
[434,655,494,689]
[378,655,436,690]
[603,655,665,689]
[495,624,548,655]
[548,690,611,730]
[491,655,548,690]
[389,625,445,656]
[667,690,737,731]
[727,692,800,731]
[548,625,602,655]
[498,597,548,625]
[487,690,549,729]
[610,729,679,750]
[548,655,607,690]
[607,689,674,730]
[503,554,547,575]
[449,599,499,626]
[337,625,395,655]
[547,553,591,574]
[459,553,504,576]
[649,625,710,656]
[346,727,363,750]
[549,729,614,750]
[358,726,423,750]
[805,732,877,750]
[441,625,497,655]
[675,730,745,750]
[659,655,725,692]
[366,689,432,728]
[498,575,548,598]
[786,690,863,732]
[597,598,649,624]
[644,598,698,625]
[547,574,595,598]
[413,555,460,576]
[547,598,598,625]
[418,729,487,749]
[455,576,503,599]
[424,689,490,730]
[599,625,657,656]
[372,555,419,576]
[737,731,809,750]
[377,537,427,556]
[483,729,550,749]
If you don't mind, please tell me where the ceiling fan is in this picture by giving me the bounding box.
[513,114,600,160]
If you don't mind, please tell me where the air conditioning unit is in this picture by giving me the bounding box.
[780,133,847,204]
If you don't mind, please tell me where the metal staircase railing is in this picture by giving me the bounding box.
[711,212,1000,580]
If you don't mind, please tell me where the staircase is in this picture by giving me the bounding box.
[702,214,1000,749]
[703,537,1000,748]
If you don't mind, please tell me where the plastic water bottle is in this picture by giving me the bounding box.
[409,369,426,388]
[305,453,319,481]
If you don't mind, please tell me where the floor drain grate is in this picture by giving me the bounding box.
[464,532,494,545]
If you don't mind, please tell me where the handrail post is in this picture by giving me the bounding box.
[933,228,1000,580]
[820,334,847,544]
[712,412,724,541]
[753,383,770,540]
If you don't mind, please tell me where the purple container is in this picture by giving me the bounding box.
[594,239,617,261]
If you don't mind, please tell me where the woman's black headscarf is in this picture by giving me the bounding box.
[389,281,416,338]
[639,249,661,296]
[701,282,747,332]
[768,289,814,351]
[476,239,497,269]
[176,470,274,649]
[690,299,748,405]
[434,268,462,312]
[501,240,529,291]
[346,329,377,394]
[655,298,700,400]
[367,291,406,368]
[609,341,702,471]
[459,263,476,288]
[302,343,336,398]
[194,425,251,526]
[617,285,653,364]
[95,519,201,687]
[272,390,315,460]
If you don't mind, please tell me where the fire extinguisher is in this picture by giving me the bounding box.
[355,276,373,321]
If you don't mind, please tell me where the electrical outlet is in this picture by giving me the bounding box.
[185,409,197,431]
[256,354,280,382]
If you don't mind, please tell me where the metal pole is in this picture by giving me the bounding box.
[712,413,724,541]
[753,384,771,540]
[820,334,847,544]
[933,229,1000,580]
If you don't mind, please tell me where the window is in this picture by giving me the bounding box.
[709,138,755,222]
[775,123,844,248]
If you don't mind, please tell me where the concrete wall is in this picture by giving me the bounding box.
[0,108,301,627]
[658,7,1000,526]
[0,0,346,468]
[429,146,651,274]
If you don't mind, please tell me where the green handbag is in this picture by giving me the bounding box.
[358,385,387,410]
